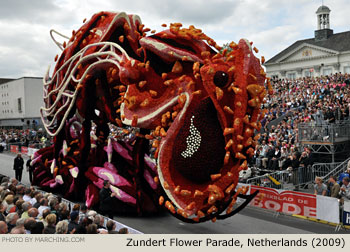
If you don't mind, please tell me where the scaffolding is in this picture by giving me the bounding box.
[298,121,350,162]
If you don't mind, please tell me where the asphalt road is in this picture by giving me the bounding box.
[0,151,348,234]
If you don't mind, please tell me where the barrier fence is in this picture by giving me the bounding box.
[6,143,39,157]
[246,159,350,191]
[320,157,350,182]
[311,162,342,179]
[245,167,313,191]
[238,183,349,231]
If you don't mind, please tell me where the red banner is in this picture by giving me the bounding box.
[21,146,28,155]
[10,145,19,153]
[250,186,316,217]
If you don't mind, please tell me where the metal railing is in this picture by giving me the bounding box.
[246,158,350,191]
[299,121,350,143]
[320,157,350,181]
[311,162,342,179]
[246,170,291,190]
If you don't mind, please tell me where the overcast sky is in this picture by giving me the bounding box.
[0,0,349,78]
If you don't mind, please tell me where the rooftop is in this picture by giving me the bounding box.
[316,5,331,14]
[265,31,350,64]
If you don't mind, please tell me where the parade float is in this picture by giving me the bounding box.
[32,11,271,223]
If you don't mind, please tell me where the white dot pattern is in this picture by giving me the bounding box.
[181,116,201,158]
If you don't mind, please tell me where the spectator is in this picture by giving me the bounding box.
[23,188,33,202]
[26,157,34,183]
[328,175,340,198]
[16,217,26,230]
[59,209,70,222]
[86,223,98,234]
[13,154,24,182]
[6,212,19,233]
[28,207,39,220]
[78,205,88,224]
[42,209,51,225]
[0,202,6,221]
[43,214,56,234]
[37,198,50,218]
[68,211,80,233]
[24,218,36,234]
[33,193,43,209]
[314,177,327,196]
[94,215,106,230]
[31,221,44,234]
[55,221,68,234]
[12,199,24,215]
[4,194,14,213]
[10,226,26,234]
[267,146,281,170]
[21,202,32,219]
[118,227,129,234]
[106,220,118,234]
[340,177,350,201]
[0,220,8,234]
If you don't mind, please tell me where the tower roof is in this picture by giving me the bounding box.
[316,5,330,14]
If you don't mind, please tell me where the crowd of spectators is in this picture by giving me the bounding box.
[0,176,129,234]
[0,128,52,152]
[251,73,350,172]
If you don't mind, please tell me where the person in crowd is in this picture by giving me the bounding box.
[23,188,32,202]
[24,218,36,234]
[94,215,106,230]
[31,221,44,234]
[328,175,340,198]
[118,227,129,234]
[12,199,24,215]
[13,153,24,182]
[37,198,50,218]
[0,202,5,221]
[55,220,69,234]
[78,205,88,223]
[4,194,14,214]
[68,211,80,234]
[267,146,281,170]
[28,207,39,220]
[33,193,43,209]
[43,214,56,234]
[48,197,59,216]
[0,220,8,234]
[106,220,118,234]
[42,209,51,224]
[16,217,26,231]
[86,223,98,234]
[99,180,116,218]
[59,209,70,222]
[314,177,327,196]
[340,177,350,201]
[26,157,34,184]
[10,226,26,234]
[6,212,19,233]
[338,167,350,186]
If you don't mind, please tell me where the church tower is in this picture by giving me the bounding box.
[315,5,333,41]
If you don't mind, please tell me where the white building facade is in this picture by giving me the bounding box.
[0,77,44,129]
[265,5,350,79]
